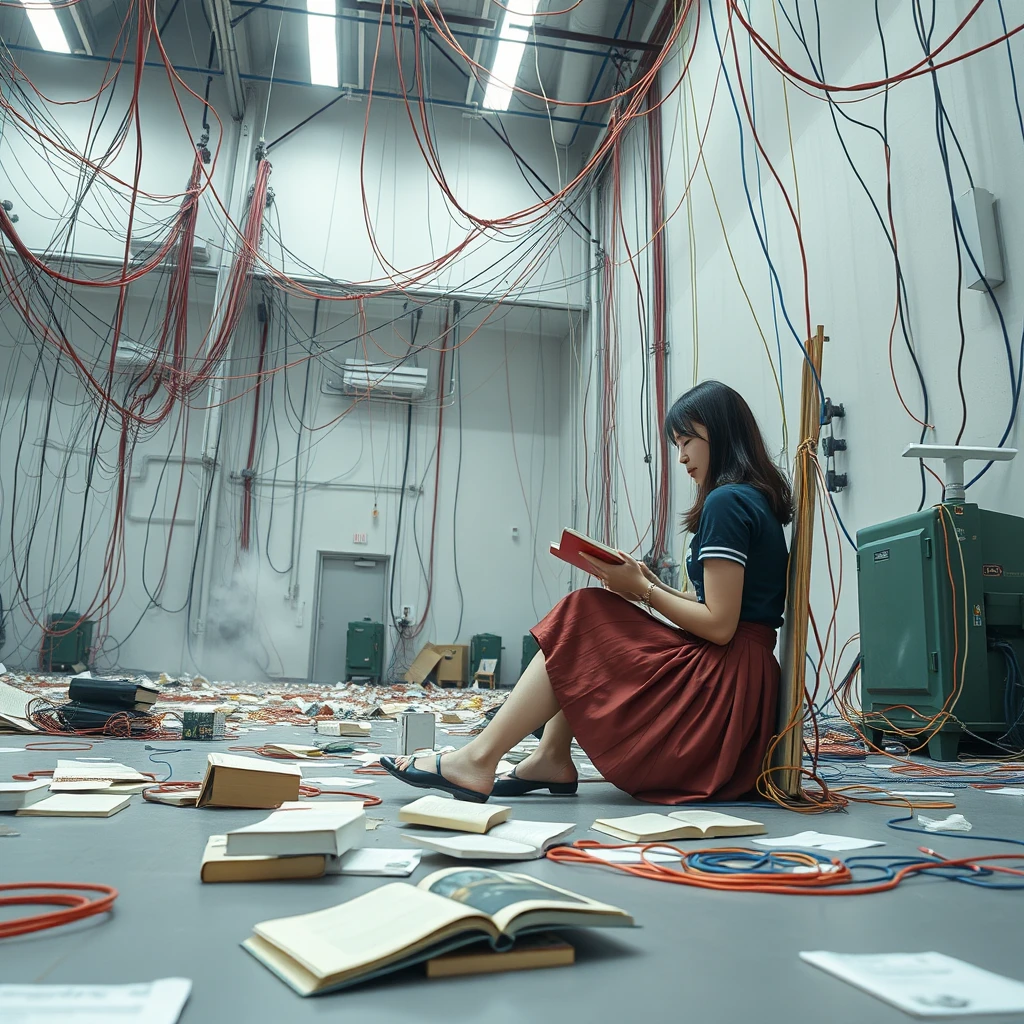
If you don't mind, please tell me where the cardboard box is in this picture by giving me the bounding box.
[405,644,469,686]
[434,645,469,685]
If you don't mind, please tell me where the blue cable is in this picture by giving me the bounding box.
[706,1,822,405]
[145,745,190,782]
[708,3,859,550]
[741,0,785,404]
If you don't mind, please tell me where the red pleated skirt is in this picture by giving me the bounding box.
[532,588,780,804]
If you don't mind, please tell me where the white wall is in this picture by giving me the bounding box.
[600,0,1024,679]
[0,49,586,680]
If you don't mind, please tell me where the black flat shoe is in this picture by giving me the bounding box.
[491,765,578,797]
[380,754,490,804]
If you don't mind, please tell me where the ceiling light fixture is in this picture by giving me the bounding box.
[306,0,339,89]
[482,0,539,112]
[19,0,71,54]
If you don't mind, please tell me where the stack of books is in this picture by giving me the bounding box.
[58,676,160,732]
[201,800,366,882]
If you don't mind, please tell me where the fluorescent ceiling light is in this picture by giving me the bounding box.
[483,0,539,112]
[19,0,71,54]
[306,0,339,89]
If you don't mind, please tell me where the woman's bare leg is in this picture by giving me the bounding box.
[507,711,578,784]
[397,650,559,795]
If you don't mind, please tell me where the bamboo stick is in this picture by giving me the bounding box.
[772,326,825,799]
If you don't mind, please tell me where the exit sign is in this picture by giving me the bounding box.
[353,533,368,544]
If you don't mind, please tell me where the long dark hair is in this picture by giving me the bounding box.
[664,380,793,532]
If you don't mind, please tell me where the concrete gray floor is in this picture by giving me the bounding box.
[2,723,1023,1023]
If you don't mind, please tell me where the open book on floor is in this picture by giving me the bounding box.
[403,820,574,861]
[426,932,574,978]
[592,810,766,843]
[549,528,626,577]
[242,866,634,996]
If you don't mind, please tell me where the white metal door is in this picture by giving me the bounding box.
[311,554,387,684]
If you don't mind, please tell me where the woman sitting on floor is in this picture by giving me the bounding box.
[383,379,792,804]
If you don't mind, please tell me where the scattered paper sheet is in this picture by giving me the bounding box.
[0,978,192,1024]
[800,951,1024,1017]
[326,848,422,876]
[918,814,972,833]
[0,747,24,753]
[986,788,1024,796]
[888,790,957,798]
[753,831,884,852]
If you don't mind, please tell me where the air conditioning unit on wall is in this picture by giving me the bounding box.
[326,359,429,400]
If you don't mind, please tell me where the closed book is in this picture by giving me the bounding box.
[201,835,327,883]
[549,528,626,577]
[17,793,131,817]
[68,677,159,708]
[0,780,50,812]
[426,933,575,978]
[398,795,511,834]
[225,801,365,857]
[316,721,371,737]
[591,810,766,843]
[242,867,633,996]
[197,753,301,809]
[55,702,156,732]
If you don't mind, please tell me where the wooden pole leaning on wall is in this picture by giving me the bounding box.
[769,325,825,801]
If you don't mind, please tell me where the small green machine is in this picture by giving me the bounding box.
[345,618,384,683]
[42,612,94,671]
[857,445,1024,759]
[470,633,502,682]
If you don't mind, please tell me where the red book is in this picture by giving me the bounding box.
[549,528,626,577]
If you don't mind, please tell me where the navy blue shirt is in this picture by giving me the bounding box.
[685,483,788,628]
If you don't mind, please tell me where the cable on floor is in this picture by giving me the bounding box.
[0,882,118,938]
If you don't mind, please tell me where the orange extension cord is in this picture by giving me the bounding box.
[0,882,118,938]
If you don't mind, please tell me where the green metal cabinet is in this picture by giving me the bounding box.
[345,618,384,683]
[857,502,1024,758]
[42,613,94,671]
[470,633,502,682]
[521,633,541,676]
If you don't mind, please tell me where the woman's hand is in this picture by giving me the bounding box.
[639,561,663,589]
[582,551,648,603]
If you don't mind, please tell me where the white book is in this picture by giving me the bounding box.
[592,809,766,843]
[0,780,50,812]
[52,760,150,784]
[800,951,1024,1017]
[404,820,575,861]
[398,795,510,834]
[326,848,423,876]
[17,793,131,817]
[225,801,365,857]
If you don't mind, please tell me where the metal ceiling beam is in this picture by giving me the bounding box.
[206,0,246,119]
[230,1,659,50]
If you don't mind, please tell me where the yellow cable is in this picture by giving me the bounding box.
[771,0,803,227]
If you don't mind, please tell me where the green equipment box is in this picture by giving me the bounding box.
[42,613,94,672]
[345,618,384,684]
[470,633,502,683]
[857,502,1024,759]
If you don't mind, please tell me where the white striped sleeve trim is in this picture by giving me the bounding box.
[698,546,747,566]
